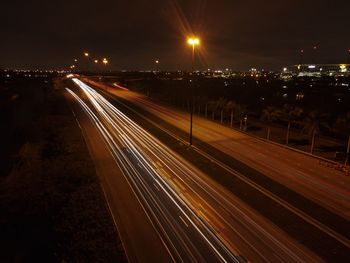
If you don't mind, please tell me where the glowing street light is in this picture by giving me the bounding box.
[187,37,200,46]
[84,52,89,57]
[74,58,78,62]
[186,36,200,146]
[154,60,160,73]
[312,45,318,64]
[102,58,108,65]
[187,37,200,72]
[94,59,99,64]
[299,49,304,64]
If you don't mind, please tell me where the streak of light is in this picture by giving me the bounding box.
[67,79,241,262]
[67,78,321,262]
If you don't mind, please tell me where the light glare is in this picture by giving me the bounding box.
[187,37,200,46]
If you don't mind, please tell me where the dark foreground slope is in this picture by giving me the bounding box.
[0,77,126,262]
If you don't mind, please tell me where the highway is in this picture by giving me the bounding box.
[66,78,323,262]
[96,82,350,222]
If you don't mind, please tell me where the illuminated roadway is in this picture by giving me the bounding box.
[97,82,350,221]
[66,78,323,262]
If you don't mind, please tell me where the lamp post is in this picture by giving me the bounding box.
[188,38,200,71]
[299,49,304,65]
[155,59,160,73]
[83,52,89,72]
[187,37,200,146]
[102,58,108,89]
[312,45,317,64]
[102,58,108,71]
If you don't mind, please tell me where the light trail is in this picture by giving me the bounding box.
[68,79,241,262]
[67,78,322,262]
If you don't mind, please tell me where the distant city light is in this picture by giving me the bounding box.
[340,64,347,72]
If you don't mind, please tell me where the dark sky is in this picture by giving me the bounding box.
[1,0,350,71]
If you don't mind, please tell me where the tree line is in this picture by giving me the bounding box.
[187,96,350,157]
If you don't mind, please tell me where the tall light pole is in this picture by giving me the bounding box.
[84,52,89,72]
[102,58,108,68]
[188,38,200,71]
[102,58,108,88]
[299,49,304,65]
[312,45,318,64]
[187,37,200,146]
[155,59,160,73]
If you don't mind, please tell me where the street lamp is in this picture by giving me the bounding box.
[299,49,304,65]
[312,45,318,64]
[187,36,200,146]
[187,37,200,72]
[83,52,90,72]
[155,59,160,73]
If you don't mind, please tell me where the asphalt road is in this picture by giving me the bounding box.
[81,76,350,260]
[65,86,173,262]
[99,82,350,221]
[65,78,326,262]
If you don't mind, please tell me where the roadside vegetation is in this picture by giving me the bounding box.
[103,72,350,162]
[0,74,126,262]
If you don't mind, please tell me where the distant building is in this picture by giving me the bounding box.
[292,64,349,77]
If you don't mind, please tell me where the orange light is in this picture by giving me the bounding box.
[187,37,200,46]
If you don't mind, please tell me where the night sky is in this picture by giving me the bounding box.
[1,0,350,71]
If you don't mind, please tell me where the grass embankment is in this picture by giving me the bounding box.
[0,78,126,262]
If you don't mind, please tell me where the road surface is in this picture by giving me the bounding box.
[66,78,324,262]
[96,80,350,221]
